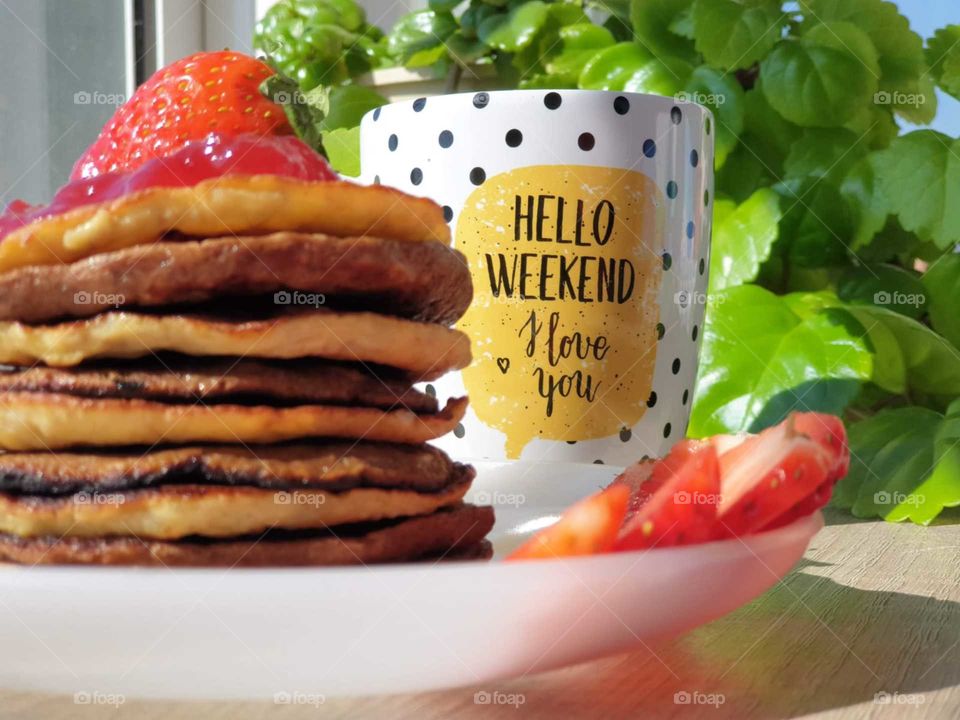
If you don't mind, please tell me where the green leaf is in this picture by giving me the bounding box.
[709,189,782,291]
[774,178,854,268]
[760,37,877,127]
[845,305,960,407]
[545,24,616,82]
[428,0,462,11]
[784,128,869,185]
[691,0,785,70]
[321,85,387,131]
[322,126,360,177]
[478,1,548,52]
[630,0,696,61]
[834,404,960,524]
[259,70,329,155]
[922,253,960,349]
[737,81,798,178]
[716,144,774,202]
[837,263,927,319]
[874,131,960,249]
[622,56,694,96]
[406,43,449,68]
[682,66,745,166]
[689,285,873,436]
[803,0,929,118]
[927,25,960,99]
[386,10,457,63]
[802,21,881,77]
[444,31,490,66]
[578,42,652,90]
[840,154,888,249]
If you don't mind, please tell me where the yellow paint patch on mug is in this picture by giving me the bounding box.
[457,165,664,458]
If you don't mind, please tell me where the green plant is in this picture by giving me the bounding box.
[253,0,960,524]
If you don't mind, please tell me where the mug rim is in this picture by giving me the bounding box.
[362,88,715,125]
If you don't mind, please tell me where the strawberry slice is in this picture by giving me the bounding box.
[614,439,721,551]
[506,483,630,560]
[713,414,834,538]
[791,412,849,482]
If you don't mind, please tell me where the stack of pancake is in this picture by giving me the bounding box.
[0,175,493,566]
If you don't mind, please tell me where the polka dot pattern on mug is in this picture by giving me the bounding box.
[359,90,712,465]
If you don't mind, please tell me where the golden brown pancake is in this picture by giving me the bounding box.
[0,504,495,566]
[0,310,471,378]
[0,176,449,274]
[0,441,471,495]
[0,393,468,450]
[0,359,436,412]
[0,480,470,539]
[0,233,471,324]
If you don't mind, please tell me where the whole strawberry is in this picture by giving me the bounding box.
[71,51,294,179]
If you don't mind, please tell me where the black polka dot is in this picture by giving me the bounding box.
[662,252,672,271]
[682,389,689,405]
[699,257,706,275]
[619,427,632,442]
[614,96,630,115]
[690,149,699,167]
[687,221,695,239]
[473,92,489,109]
[705,117,712,135]
[692,324,699,341]
[469,167,486,185]
[672,358,681,374]
[704,189,710,206]
[647,391,658,408]
[663,422,672,438]
[372,107,381,121]
[544,92,562,109]
[593,459,605,465]
[671,106,682,124]
[438,130,454,148]
[388,134,398,151]
[643,139,656,158]
[453,423,465,438]
[410,168,423,185]
[656,322,665,340]
[667,181,678,199]
[505,129,523,147]
[565,440,577,445]
[442,205,453,222]
[578,132,595,151]
[412,97,426,112]
[424,384,436,397]
[373,174,380,185]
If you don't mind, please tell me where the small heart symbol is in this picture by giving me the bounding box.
[496,357,510,374]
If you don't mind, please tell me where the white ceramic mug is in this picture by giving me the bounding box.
[360,89,713,465]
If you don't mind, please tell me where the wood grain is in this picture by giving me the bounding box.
[2,510,958,719]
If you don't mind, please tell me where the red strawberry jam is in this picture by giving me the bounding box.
[0,133,336,242]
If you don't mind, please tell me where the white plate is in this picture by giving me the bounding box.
[0,461,821,700]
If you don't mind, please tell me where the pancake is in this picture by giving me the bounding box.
[0,359,436,412]
[0,393,468,450]
[0,504,495,566]
[0,479,471,539]
[0,175,449,274]
[0,233,471,324]
[0,310,471,378]
[0,441,471,496]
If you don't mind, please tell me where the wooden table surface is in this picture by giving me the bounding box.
[3,509,958,720]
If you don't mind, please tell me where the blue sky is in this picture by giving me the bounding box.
[899,0,959,134]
